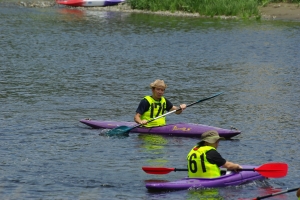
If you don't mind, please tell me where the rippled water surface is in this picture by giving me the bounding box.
[1,2,300,199]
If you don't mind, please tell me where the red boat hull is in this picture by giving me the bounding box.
[56,0,125,7]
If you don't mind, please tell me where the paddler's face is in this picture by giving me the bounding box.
[152,87,165,100]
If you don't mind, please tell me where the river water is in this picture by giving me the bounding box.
[1,2,300,199]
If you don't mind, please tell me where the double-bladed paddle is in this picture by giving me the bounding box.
[105,92,224,136]
[142,162,288,178]
[252,187,299,199]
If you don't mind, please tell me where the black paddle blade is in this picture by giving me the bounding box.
[105,126,132,136]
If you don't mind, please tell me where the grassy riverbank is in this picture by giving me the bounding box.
[17,0,300,20]
[127,0,300,18]
[129,0,259,18]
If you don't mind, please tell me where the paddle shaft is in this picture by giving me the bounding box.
[132,92,224,130]
[174,168,188,172]
[173,168,230,172]
[254,187,299,199]
[155,168,233,172]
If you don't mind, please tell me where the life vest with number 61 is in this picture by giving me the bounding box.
[187,146,221,178]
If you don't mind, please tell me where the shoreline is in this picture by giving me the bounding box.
[259,3,300,21]
[17,1,300,21]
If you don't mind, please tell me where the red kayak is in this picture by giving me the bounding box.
[56,0,125,7]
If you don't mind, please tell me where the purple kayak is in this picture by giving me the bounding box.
[79,119,241,138]
[146,165,265,191]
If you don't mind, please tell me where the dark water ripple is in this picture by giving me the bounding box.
[0,3,300,199]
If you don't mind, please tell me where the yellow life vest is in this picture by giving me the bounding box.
[141,96,167,127]
[187,146,221,178]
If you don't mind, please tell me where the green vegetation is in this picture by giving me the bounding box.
[128,0,300,18]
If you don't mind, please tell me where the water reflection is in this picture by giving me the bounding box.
[254,187,292,200]
[57,8,130,22]
[187,188,223,200]
[138,134,167,152]
[58,8,85,17]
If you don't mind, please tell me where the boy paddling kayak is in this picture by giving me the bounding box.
[134,79,186,127]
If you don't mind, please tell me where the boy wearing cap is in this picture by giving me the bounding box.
[134,79,186,127]
[187,130,242,178]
